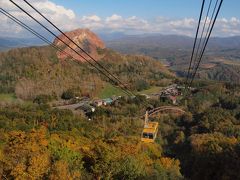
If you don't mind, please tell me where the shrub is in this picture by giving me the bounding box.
[33,94,53,104]
[61,90,75,100]
[135,79,150,91]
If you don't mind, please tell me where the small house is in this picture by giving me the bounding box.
[102,98,114,105]
[169,96,177,105]
[92,100,103,107]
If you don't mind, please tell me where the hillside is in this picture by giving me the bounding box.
[0,30,174,100]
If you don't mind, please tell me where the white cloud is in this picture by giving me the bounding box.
[170,18,195,28]
[106,14,123,22]
[0,0,76,37]
[230,17,240,26]
[36,1,75,19]
[1,0,75,20]
[0,0,240,38]
[213,17,240,36]
[82,15,101,22]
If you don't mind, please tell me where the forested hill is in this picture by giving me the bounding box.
[106,34,240,84]
[0,45,174,100]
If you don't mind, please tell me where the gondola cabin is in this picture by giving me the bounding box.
[141,122,158,143]
[141,110,158,143]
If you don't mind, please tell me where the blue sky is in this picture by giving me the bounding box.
[51,0,239,19]
[1,0,240,37]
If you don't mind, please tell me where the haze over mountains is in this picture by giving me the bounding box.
[0,37,45,51]
[104,33,240,52]
[1,33,240,51]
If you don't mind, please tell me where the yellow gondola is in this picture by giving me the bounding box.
[141,106,185,143]
[141,111,158,143]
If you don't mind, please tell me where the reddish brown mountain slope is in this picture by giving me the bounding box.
[54,28,105,62]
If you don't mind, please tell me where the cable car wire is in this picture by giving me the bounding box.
[10,0,153,108]
[0,8,133,97]
[22,0,133,96]
[191,0,213,74]
[8,0,135,97]
[192,0,219,71]
[188,0,224,87]
[185,0,206,90]
[0,8,70,59]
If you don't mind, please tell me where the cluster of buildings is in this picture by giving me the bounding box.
[56,84,185,119]
[149,84,184,105]
[74,96,121,119]
[91,97,116,107]
[55,95,121,120]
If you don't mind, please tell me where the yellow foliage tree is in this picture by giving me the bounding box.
[1,126,51,179]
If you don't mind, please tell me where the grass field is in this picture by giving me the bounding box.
[139,86,163,94]
[98,84,126,99]
[98,84,163,99]
[211,58,240,66]
[0,93,17,102]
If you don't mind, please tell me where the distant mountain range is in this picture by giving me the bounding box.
[2,33,240,52]
[105,34,240,52]
[0,32,126,51]
[0,37,47,51]
[104,34,240,63]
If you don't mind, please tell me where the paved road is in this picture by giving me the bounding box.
[55,102,86,111]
